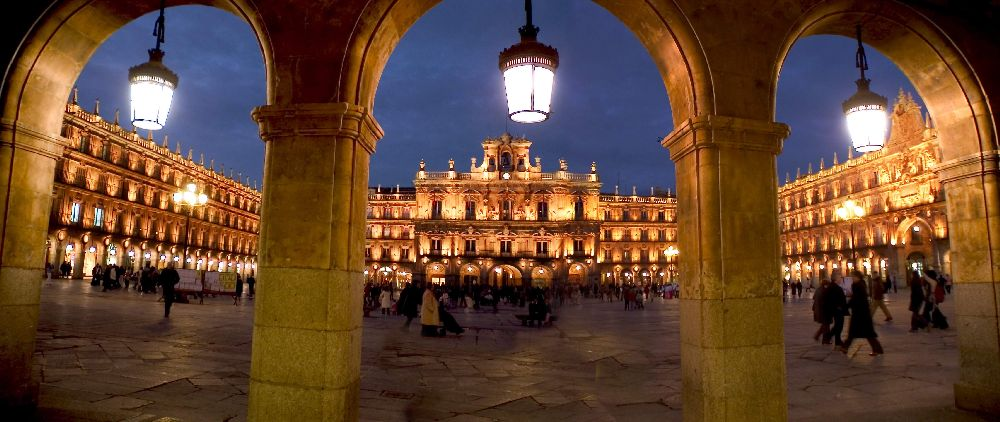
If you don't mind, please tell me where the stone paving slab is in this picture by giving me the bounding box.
[23,278,994,421]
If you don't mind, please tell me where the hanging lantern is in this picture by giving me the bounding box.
[842,25,887,153]
[499,0,559,124]
[129,1,178,131]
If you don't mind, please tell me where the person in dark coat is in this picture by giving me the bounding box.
[397,282,421,329]
[812,279,831,342]
[840,271,884,356]
[823,276,848,346]
[908,270,927,331]
[159,264,180,318]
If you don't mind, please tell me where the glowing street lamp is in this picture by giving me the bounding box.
[836,199,865,262]
[842,25,887,153]
[172,182,208,269]
[129,0,179,130]
[499,0,559,123]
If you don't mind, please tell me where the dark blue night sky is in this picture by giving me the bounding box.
[73,2,921,194]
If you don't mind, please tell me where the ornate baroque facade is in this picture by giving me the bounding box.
[365,134,678,288]
[778,92,948,286]
[47,96,261,278]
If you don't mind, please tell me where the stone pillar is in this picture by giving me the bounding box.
[248,103,382,421]
[937,152,1000,415]
[0,119,63,409]
[662,115,789,421]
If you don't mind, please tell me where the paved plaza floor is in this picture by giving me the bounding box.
[23,278,991,421]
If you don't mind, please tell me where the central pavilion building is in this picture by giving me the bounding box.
[365,133,678,289]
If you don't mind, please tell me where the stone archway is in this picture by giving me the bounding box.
[777,2,1000,412]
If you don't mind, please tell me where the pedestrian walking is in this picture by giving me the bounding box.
[823,276,848,346]
[869,274,893,322]
[840,271,884,356]
[909,270,928,331]
[812,279,832,342]
[159,264,180,318]
[234,273,244,305]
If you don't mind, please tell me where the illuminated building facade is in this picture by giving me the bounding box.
[47,96,261,278]
[365,133,677,288]
[778,92,949,286]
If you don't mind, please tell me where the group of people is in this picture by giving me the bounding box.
[393,282,465,337]
[909,269,949,331]
[812,268,951,356]
[812,270,885,356]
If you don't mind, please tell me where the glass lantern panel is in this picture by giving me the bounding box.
[130,77,175,130]
[845,106,886,153]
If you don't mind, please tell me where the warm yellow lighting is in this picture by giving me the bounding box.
[499,0,558,124]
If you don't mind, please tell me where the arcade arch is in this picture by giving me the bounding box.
[489,264,522,287]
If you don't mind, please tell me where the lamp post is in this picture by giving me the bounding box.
[836,199,865,270]
[665,245,679,283]
[842,25,888,153]
[129,0,178,130]
[499,0,559,123]
[172,182,208,269]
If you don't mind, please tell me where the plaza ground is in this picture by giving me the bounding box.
[26,278,988,421]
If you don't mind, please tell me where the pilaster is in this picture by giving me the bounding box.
[936,151,1000,415]
[0,119,64,410]
[662,114,790,421]
[248,103,382,421]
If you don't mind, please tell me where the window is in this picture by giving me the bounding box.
[604,249,612,261]
[500,239,512,254]
[431,200,443,219]
[382,226,391,237]
[604,210,611,220]
[70,203,81,223]
[537,201,548,221]
[430,239,442,253]
[465,239,477,253]
[604,229,612,240]
[365,247,371,258]
[500,152,512,170]
[641,230,649,241]
[535,241,549,256]
[623,250,631,262]
[401,248,410,259]
[641,210,649,221]
[658,210,666,221]
[465,200,476,220]
[658,229,666,241]
[574,200,584,220]
[502,200,513,220]
[380,247,390,259]
[573,239,584,255]
[94,207,104,227]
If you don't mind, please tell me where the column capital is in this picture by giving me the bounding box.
[936,151,1000,184]
[661,115,789,161]
[0,118,65,160]
[251,103,384,154]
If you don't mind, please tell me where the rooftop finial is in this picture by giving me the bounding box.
[796,167,801,179]
[187,148,193,160]
[807,162,813,174]
[113,108,120,126]
[72,88,79,105]
[93,98,100,116]
[200,153,205,166]
[833,151,839,165]
[819,157,825,170]
[175,140,181,154]
[785,172,790,184]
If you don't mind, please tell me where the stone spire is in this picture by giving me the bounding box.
[807,163,813,174]
[632,186,637,196]
[187,148,193,161]
[833,151,839,165]
[847,146,854,160]
[93,98,100,116]
[210,159,215,171]
[796,167,801,180]
[785,172,790,184]
[175,140,181,154]
[819,157,825,170]
[151,131,157,143]
[113,109,120,126]
[160,133,167,146]
[72,88,79,105]
[200,153,205,166]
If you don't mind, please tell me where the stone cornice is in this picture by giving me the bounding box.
[0,118,66,160]
[661,115,789,160]
[252,103,384,154]
[936,151,1000,184]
